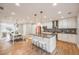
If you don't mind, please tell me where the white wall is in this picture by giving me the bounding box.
[22,23,35,35]
[25,24,33,34]
[31,24,36,34]
[18,24,23,34]
[77,14,79,48]
[23,24,26,35]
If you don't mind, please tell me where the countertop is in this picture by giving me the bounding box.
[33,34,56,38]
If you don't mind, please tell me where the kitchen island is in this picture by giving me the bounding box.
[32,34,56,53]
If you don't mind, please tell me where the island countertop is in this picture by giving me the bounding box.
[33,34,56,38]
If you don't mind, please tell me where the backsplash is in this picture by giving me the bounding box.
[43,28,77,34]
[58,28,77,34]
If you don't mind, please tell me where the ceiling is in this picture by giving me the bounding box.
[0,3,79,24]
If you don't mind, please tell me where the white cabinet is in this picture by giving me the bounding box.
[47,22,52,29]
[59,19,68,28]
[58,17,77,44]
[62,20,68,28]
[58,20,63,28]
[67,18,77,28]
[69,34,76,43]
[58,17,77,28]
[58,33,76,44]
[58,34,68,42]
[62,34,68,42]
[58,33,61,40]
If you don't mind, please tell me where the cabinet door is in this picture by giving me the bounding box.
[58,19,68,28]
[67,19,76,28]
[58,34,67,41]
[58,34,62,40]
[47,22,52,29]
[62,34,68,42]
[68,34,76,43]
[58,34,76,44]
[58,20,63,28]
[59,17,77,28]
[62,19,68,28]
[65,34,76,43]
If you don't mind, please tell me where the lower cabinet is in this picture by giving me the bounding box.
[58,33,77,44]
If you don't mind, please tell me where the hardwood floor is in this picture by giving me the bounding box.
[56,40,79,55]
[0,38,79,55]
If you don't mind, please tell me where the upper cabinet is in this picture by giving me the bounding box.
[59,19,68,28]
[47,22,52,29]
[67,17,77,28]
[52,20,58,29]
[42,22,52,29]
[58,20,63,28]
[62,19,68,28]
[58,17,77,28]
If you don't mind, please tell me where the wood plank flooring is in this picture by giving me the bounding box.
[0,38,79,55]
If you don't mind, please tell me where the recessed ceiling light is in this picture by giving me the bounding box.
[58,11,62,14]
[11,12,15,15]
[53,3,57,6]
[15,3,20,6]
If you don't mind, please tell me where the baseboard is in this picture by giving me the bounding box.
[57,40,76,46]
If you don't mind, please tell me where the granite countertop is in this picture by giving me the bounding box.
[33,34,56,38]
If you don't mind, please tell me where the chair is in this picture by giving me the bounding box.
[38,38,47,54]
[32,36,38,49]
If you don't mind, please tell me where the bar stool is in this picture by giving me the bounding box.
[37,37,41,47]
[32,36,38,45]
[32,36,38,49]
[39,40,47,54]
[42,38,49,54]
